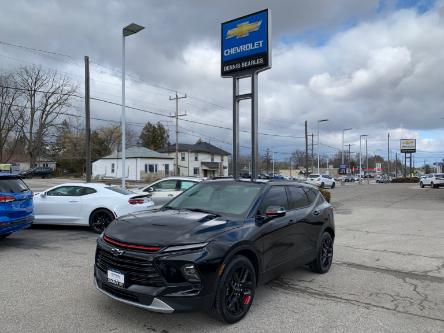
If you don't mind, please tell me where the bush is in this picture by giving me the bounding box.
[319,188,331,203]
[391,177,419,183]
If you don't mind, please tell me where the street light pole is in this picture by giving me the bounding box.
[359,134,368,183]
[317,119,328,174]
[342,128,352,164]
[121,23,144,189]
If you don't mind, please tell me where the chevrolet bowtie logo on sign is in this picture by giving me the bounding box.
[226,21,262,39]
[221,9,271,76]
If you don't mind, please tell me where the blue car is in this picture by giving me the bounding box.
[0,173,34,239]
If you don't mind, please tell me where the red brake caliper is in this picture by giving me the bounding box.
[243,295,252,305]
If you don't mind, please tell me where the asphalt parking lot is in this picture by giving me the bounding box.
[1,182,443,332]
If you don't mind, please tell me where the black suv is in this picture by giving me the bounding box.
[94,180,335,323]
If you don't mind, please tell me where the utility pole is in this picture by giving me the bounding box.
[84,56,91,182]
[387,132,390,175]
[305,120,308,176]
[169,92,187,176]
[311,133,314,173]
[289,157,292,178]
[395,153,398,177]
[346,144,353,173]
[272,151,275,176]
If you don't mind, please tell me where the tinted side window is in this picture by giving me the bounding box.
[287,186,310,209]
[180,180,196,190]
[304,187,318,203]
[81,187,97,195]
[47,186,84,196]
[152,180,178,191]
[258,186,288,215]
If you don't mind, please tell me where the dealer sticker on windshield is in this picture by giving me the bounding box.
[107,270,124,287]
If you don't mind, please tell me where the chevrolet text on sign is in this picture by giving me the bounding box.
[221,9,271,76]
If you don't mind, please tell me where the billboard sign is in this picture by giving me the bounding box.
[400,139,416,153]
[221,9,271,76]
[338,164,347,174]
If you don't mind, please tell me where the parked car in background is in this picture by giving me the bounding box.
[20,166,53,179]
[94,180,334,323]
[306,174,336,188]
[419,173,444,188]
[0,173,33,239]
[134,177,202,206]
[33,183,154,233]
[376,175,392,183]
[343,175,355,182]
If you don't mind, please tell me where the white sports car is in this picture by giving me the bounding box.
[33,183,154,233]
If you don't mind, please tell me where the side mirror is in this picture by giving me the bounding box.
[40,192,47,197]
[145,187,154,193]
[265,206,286,218]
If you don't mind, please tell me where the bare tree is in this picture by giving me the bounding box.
[17,65,77,166]
[0,72,25,162]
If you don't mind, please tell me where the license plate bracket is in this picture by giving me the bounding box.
[107,269,125,287]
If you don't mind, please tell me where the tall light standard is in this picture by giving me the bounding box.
[317,119,329,174]
[359,134,368,183]
[121,23,144,189]
[342,128,352,164]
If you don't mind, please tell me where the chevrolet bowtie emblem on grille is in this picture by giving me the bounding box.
[226,20,262,39]
[111,248,124,256]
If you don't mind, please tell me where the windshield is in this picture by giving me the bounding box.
[104,186,134,195]
[165,181,264,217]
[309,174,319,178]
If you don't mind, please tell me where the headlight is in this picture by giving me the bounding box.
[163,242,208,253]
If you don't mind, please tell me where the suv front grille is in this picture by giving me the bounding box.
[96,247,165,287]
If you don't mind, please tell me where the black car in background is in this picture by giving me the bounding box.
[20,166,53,179]
[94,180,335,323]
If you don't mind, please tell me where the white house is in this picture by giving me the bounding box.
[158,141,230,178]
[92,147,174,181]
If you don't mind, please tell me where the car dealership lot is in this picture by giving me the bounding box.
[1,183,443,332]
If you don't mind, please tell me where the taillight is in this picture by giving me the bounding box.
[0,195,15,203]
[128,198,144,205]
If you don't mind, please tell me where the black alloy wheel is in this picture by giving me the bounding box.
[309,232,334,274]
[420,182,424,188]
[213,255,256,324]
[431,182,435,189]
[331,182,335,189]
[320,182,325,188]
[0,233,11,240]
[89,209,115,234]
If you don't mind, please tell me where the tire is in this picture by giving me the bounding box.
[431,182,436,189]
[331,182,335,189]
[212,255,256,324]
[320,182,325,188]
[309,232,334,274]
[420,182,424,188]
[0,233,11,240]
[89,209,115,234]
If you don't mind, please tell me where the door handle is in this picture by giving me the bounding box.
[167,194,174,197]
[69,200,79,203]
[313,209,321,216]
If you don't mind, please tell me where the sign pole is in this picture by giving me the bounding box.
[251,73,258,180]
[232,78,240,180]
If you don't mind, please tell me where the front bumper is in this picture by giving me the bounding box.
[94,239,219,313]
[0,216,33,235]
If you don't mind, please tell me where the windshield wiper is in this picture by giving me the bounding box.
[184,208,221,216]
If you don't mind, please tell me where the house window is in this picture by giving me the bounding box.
[111,163,115,173]
[193,167,199,175]
[144,164,148,173]
[194,152,198,161]
[181,152,186,161]
[148,164,158,173]
[211,154,214,162]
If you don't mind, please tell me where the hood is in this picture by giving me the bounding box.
[104,209,240,247]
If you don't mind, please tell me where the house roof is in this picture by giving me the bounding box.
[101,147,174,159]
[158,142,230,156]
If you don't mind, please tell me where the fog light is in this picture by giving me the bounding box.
[181,264,201,282]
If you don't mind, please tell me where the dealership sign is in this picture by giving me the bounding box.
[400,139,416,153]
[221,9,271,76]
